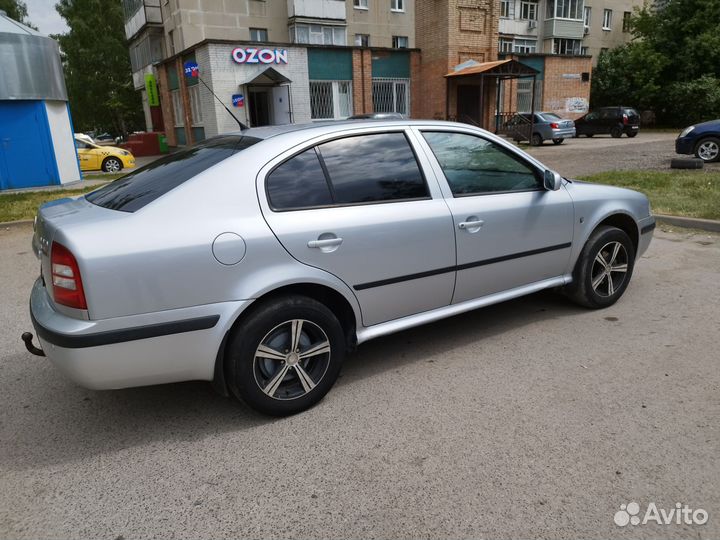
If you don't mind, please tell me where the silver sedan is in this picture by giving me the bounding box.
[25,120,655,415]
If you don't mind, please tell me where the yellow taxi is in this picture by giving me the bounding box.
[74,135,136,173]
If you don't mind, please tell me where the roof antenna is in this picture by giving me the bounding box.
[183,61,248,131]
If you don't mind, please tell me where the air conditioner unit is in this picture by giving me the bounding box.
[528,20,537,29]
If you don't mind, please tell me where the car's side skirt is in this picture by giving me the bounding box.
[356,275,572,344]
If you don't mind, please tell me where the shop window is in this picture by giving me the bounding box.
[392,36,408,48]
[310,81,353,120]
[250,28,268,41]
[603,9,612,30]
[372,78,409,116]
[391,0,404,12]
[171,89,184,127]
[520,1,537,20]
[355,34,370,46]
[188,85,202,126]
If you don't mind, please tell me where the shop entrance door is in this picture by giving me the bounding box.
[249,87,272,127]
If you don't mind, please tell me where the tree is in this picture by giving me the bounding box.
[591,0,720,126]
[55,0,143,135]
[0,0,36,28]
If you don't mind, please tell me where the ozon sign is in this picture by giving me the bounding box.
[231,48,288,65]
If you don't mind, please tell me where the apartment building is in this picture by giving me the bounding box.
[498,0,642,61]
[123,0,417,145]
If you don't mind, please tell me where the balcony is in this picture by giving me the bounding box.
[124,0,162,40]
[499,18,539,36]
[543,18,584,39]
[287,0,347,21]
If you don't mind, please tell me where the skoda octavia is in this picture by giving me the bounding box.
[25,120,655,415]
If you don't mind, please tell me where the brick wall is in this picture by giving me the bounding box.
[157,64,177,146]
[541,56,592,119]
[352,48,373,115]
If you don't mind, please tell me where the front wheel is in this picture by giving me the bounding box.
[226,296,345,416]
[695,137,720,162]
[102,157,123,173]
[552,138,564,145]
[565,226,636,309]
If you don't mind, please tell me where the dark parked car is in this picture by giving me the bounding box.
[506,112,576,145]
[675,119,720,163]
[575,106,640,138]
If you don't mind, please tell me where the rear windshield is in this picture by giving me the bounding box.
[86,135,261,212]
[541,113,562,121]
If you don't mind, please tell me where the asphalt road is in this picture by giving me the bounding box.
[1,222,719,540]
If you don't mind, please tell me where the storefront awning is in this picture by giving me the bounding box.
[241,67,292,86]
[445,59,538,79]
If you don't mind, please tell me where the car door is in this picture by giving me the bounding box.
[415,128,574,304]
[75,140,97,171]
[258,129,456,327]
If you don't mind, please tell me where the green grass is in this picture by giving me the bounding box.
[579,170,720,220]
[0,186,98,223]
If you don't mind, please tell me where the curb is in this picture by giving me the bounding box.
[655,214,720,233]
[1,219,33,229]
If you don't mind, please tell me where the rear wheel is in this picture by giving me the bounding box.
[552,138,564,145]
[531,133,543,146]
[102,157,122,173]
[627,131,638,138]
[226,296,345,416]
[610,126,623,138]
[695,137,720,162]
[565,226,636,309]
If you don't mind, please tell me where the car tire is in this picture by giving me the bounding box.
[552,138,564,145]
[565,226,636,309]
[670,157,704,169]
[586,133,594,138]
[225,295,345,416]
[694,137,720,163]
[627,131,638,138]
[531,133,543,146]
[102,157,123,173]
[610,126,623,138]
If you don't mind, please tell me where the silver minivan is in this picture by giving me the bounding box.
[26,120,655,415]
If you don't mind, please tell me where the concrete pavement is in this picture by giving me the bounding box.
[1,223,718,539]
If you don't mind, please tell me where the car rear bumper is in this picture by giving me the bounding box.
[675,137,695,155]
[29,278,250,389]
[551,128,576,139]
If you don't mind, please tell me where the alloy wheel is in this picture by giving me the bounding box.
[590,241,628,297]
[104,158,121,173]
[697,141,719,161]
[253,319,331,400]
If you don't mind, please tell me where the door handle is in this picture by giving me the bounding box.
[308,237,343,249]
[458,219,484,230]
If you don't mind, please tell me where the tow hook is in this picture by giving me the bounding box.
[21,332,45,357]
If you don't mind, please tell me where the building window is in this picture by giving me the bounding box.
[603,9,612,30]
[513,38,537,53]
[553,38,582,55]
[353,0,368,9]
[391,0,404,12]
[499,37,513,53]
[188,85,203,126]
[310,81,353,120]
[171,89,183,127]
[392,35,408,48]
[501,0,511,18]
[290,24,346,45]
[622,11,631,32]
[372,78,409,116]
[580,46,589,55]
[547,0,583,20]
[583,6,591,29]
[355,33,370,46]
[249,28,268,41]
[520,1,538,20]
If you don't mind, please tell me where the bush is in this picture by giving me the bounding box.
[661,76,720,126]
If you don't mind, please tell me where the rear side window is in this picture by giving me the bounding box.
[266,149,333,210]
[266,132,429,211]
[86,135,260,212]
[318,132,428,204]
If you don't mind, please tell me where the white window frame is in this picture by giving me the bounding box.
[501,0,511,18]
[290,23,346,45]
[353,0,368,9]
[391,0,404,13]
[602,8,612,30]
[548,0,583,20]
[520,1,537,20]
[499,37,513,53]
[392,35,408,48]
[583,6,591,28]
[249,27,268,42]
[171,89,183,127]
[188,84,203,126]
[372,78,409,116]
[553,37,582,55]
[355,33,370,46]
[513,38,537,53]
[310,80,353,120]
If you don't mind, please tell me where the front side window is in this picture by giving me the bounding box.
[422,131,540,196]
[318,133,427,204]
[87,136,261,212]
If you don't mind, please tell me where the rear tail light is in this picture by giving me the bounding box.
[550,123,559,129]
[623,113,629,125]
[51,242,87,310]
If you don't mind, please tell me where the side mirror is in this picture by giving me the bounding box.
[543,170,563,191]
